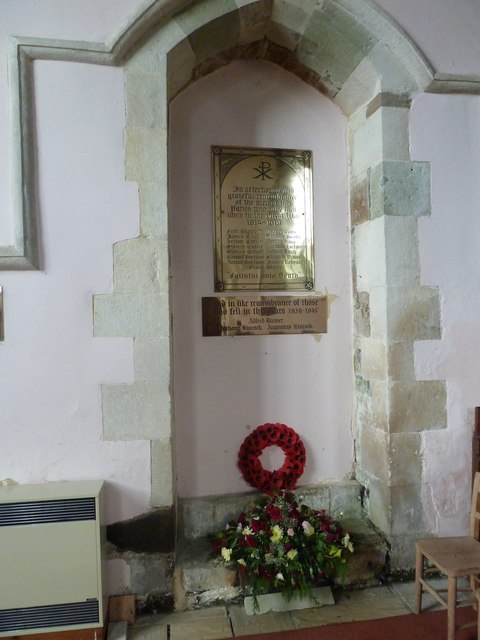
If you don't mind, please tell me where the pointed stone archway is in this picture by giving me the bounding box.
[6,0,460,569]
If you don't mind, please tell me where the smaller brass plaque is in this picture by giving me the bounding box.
[0,287,3,341]
[202,295,327,337]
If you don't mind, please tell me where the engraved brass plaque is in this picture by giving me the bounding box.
[202,296,327,336]
[212,146,314,291]
[0,287,3,341]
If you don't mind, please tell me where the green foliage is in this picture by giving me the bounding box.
[210,491,354,611]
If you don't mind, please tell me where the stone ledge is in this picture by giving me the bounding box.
[173,514,390,611]
[178,482,364,540]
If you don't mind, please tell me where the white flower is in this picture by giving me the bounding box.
[342,533,354,553]
[302,520,315,537]
[287,528,295,537]
[221,547,232,562]
[242,526,253,536]
[275,572,284,581]
[237,558,246,566]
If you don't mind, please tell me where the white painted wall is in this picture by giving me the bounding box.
[0,0,479,542]
[169,60,352,497]
[411,93,480,534]
[0,55,148,523]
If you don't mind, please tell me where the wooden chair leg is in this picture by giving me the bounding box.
[447,575,457,640]
[415,547,424,614]
[477,589,480,640]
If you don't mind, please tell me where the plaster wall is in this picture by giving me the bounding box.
[411,93,480,535]
[169,59,352,497]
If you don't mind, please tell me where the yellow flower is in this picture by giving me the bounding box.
[270,525,283,542]
[328,545,342,558]
[287,549,298,560]
[221,547,232,562]
[237,558,246,566]
[242,527,253,536]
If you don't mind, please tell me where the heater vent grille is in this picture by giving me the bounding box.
[0,497,96,526]
[0,600,100,633]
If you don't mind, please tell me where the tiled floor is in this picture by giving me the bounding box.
[128,579,471,640]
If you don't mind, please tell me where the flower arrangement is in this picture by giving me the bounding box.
[211,490,354,611]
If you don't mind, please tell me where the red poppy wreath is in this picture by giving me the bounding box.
[238,423,306,493]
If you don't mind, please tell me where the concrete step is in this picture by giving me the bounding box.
[173,515,390,611]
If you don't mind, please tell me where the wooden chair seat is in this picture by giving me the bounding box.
[415,472,480,640]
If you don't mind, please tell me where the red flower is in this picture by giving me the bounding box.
[266,505,282,521]
[251,518,267,532]
[237,424,306,493]
[245,535,257,547]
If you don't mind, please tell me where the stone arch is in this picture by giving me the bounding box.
[7,0,447,567]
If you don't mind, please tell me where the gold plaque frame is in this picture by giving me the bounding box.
[212,146,314,291]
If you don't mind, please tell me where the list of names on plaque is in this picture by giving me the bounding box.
[212,146,314,291]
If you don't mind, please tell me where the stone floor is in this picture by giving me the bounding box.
[128,579,471,640]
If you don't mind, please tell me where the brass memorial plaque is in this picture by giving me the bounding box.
[212,146,314,291]
[202,296,327,337]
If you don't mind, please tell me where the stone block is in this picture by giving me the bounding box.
[125,70,167,129]
[350,177,369,226]
[353,291,371,337]
[358,339,387,380]
[174,0,238,37]
[390,484,424,535]
[266,21,300,52]
[367,42,420,95]
[387,341,415,380]
[358,425,389,482]
[187,12,240,66]
[365,477,390,533]
[125,127,167,183]
[370,380,388,431]
[102,382,171,441]
[379,108,411,162]
[113,238,169,294]
[167,39,196,99]
[180,492,256,539]
[384,216,420,286]
[334,55,379,117]
[389,433,421,486]
[134,337,170,383]
[329,481,364,518]
[388,533,417,570]
[366,92,412,118]
[127,551,174,593]
[295,484,331,512]
[369,161,431,218]
[297,1,377,90]
[151,438,174,508]
[348,109,383,186]
[268,0,317,49]
[354,217,386,288]
[368,286,387,340]
[127,22,185,70]
[387,286,441,341]
[139,180,168,238]
[238,1,270,44]
[389,380,447,433]
[93,292,169,338]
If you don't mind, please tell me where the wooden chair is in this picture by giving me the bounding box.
[415,471,480,640]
